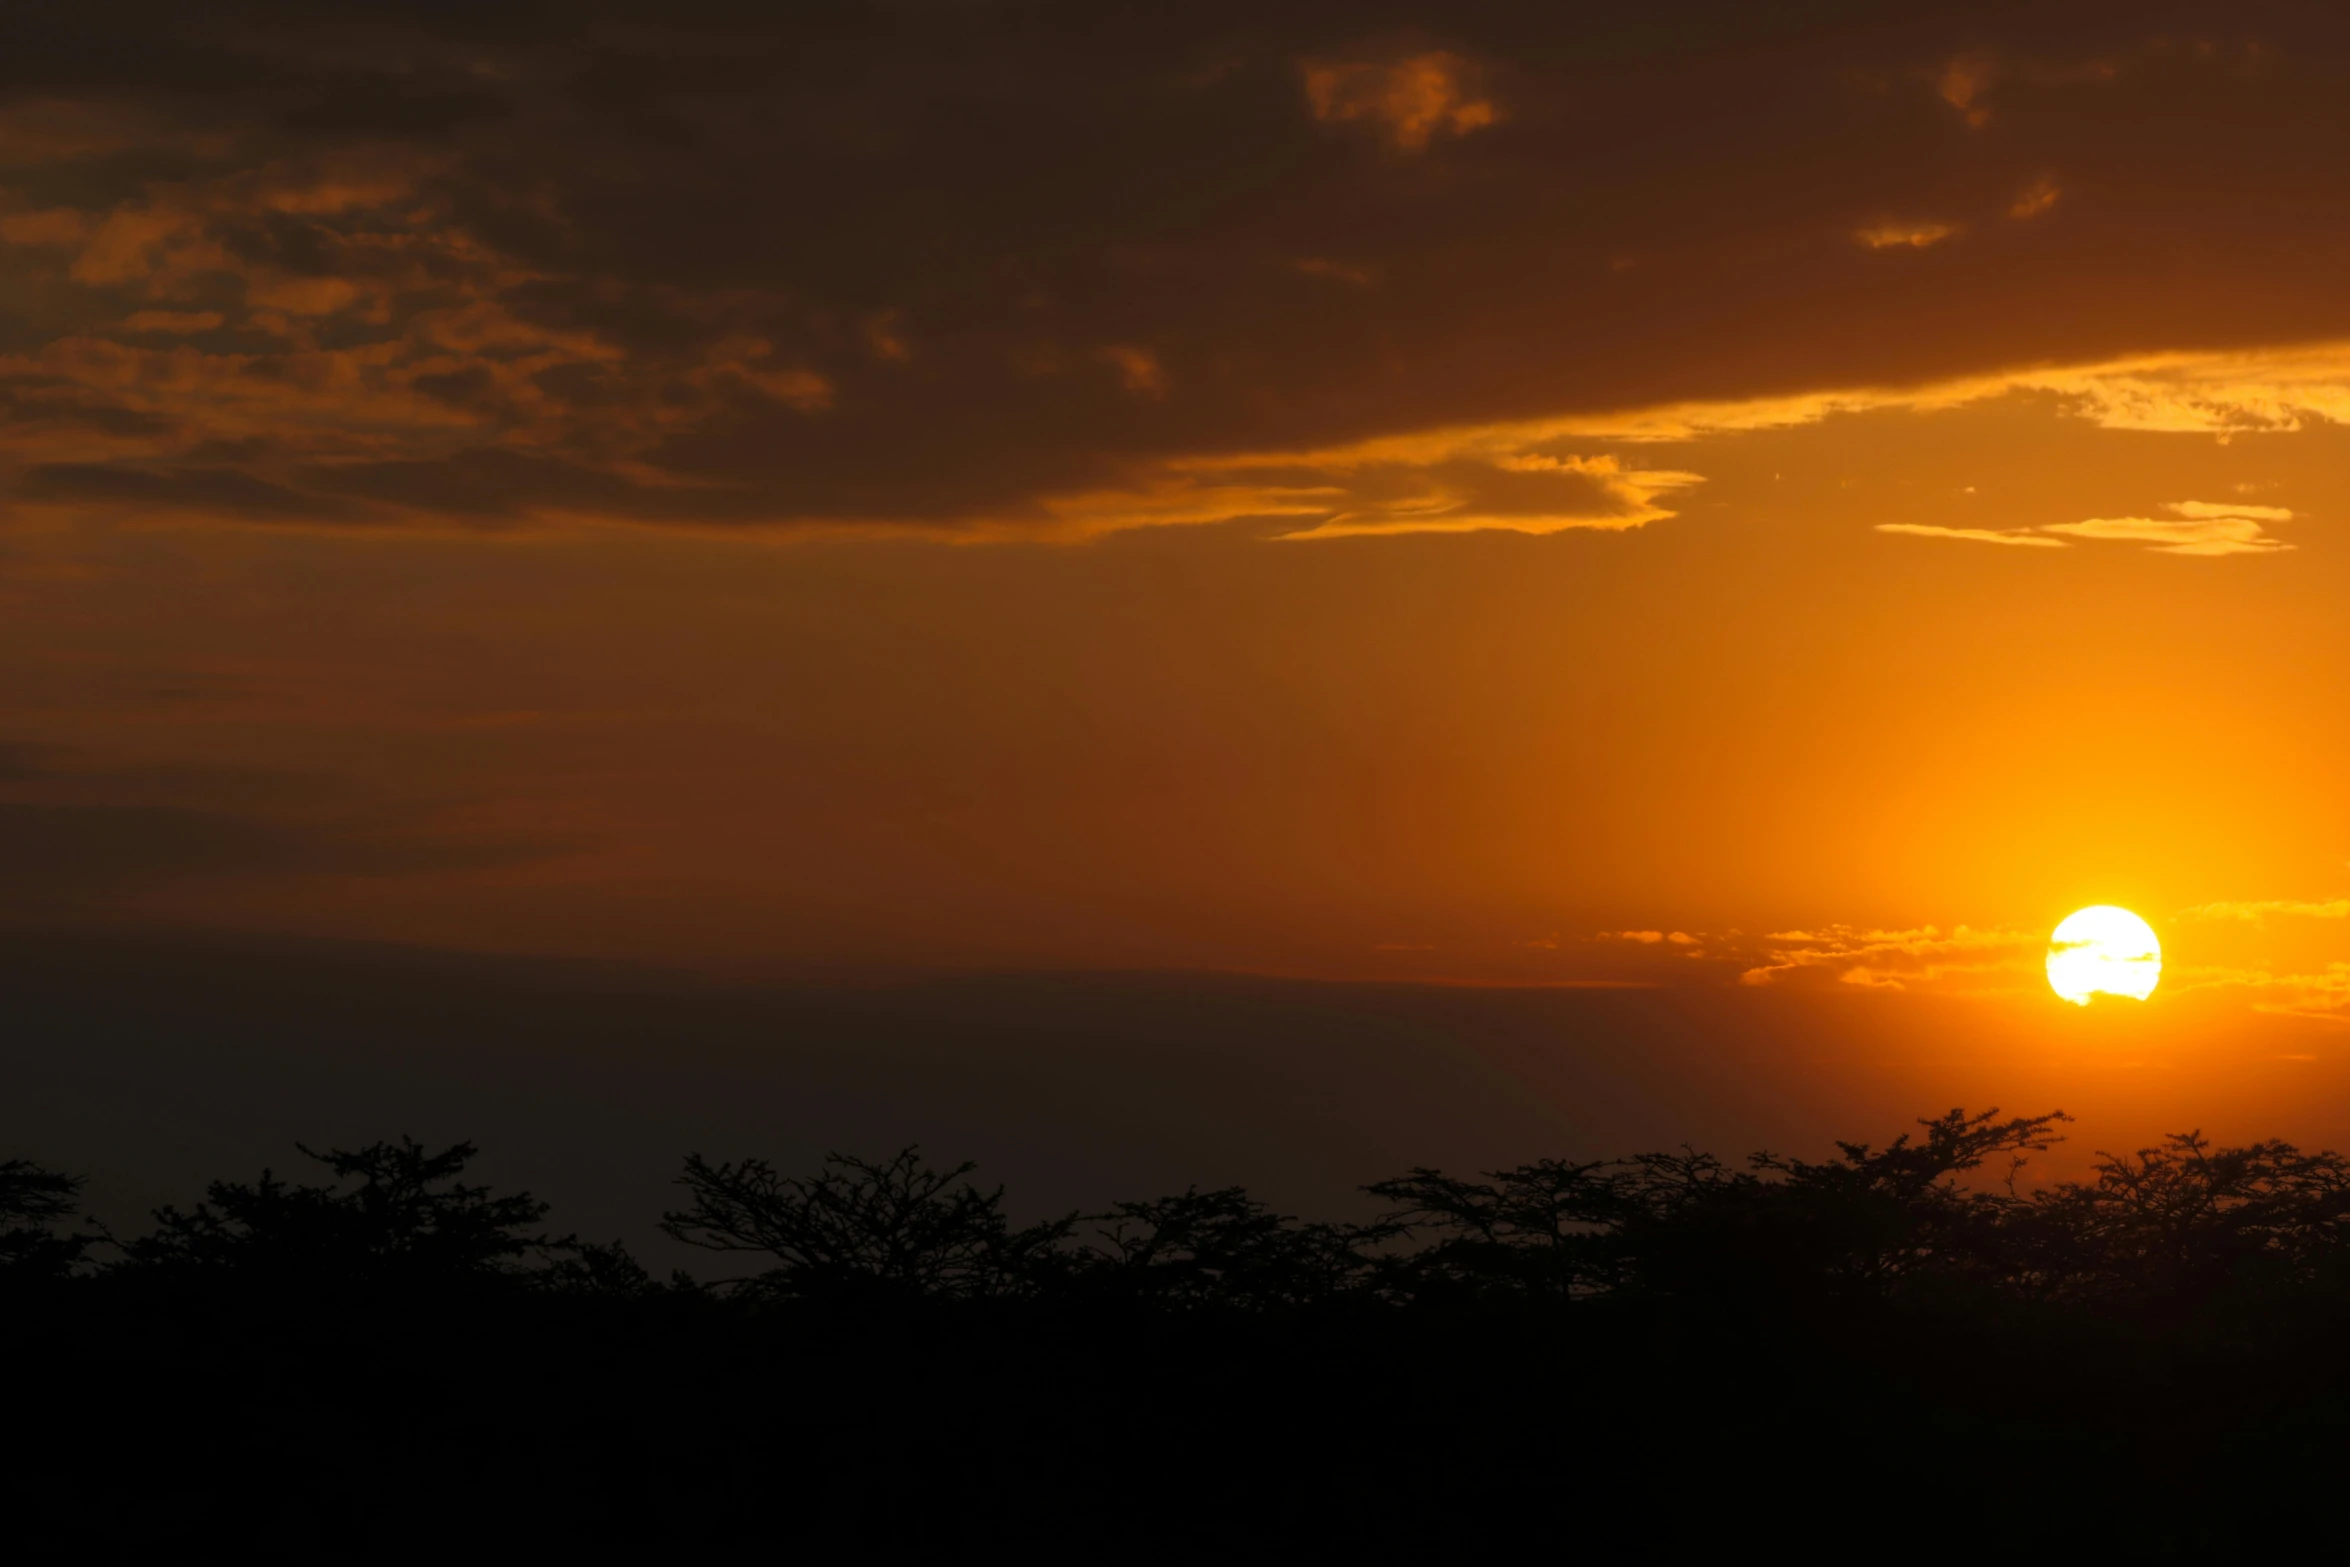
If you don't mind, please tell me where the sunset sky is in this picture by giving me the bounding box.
[11,4,2350,1202]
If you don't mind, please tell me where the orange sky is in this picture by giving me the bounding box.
[7,4,2350,1154]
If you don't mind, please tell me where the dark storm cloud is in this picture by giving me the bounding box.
[3,1,2346,532]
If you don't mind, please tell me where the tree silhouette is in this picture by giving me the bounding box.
[2020,1132,2350,1312]
[1078,1186,1392,1308]
[0,1159,93,1280]
[20,1108,2350,1555]
[1365,1157,1649,1301]
[662,1146,1075,1301]
[1638,1106,2072,1306]
[122,1137,599,1290]
[1361,1109,2072,1308]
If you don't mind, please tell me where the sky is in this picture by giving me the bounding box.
[9,3,2350,1203]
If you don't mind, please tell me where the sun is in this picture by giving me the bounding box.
[2047,905,2162,1006]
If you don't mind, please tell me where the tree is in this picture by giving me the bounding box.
[1617,1108,2070,1307]
[2024,1132,2350,1312]
[662,1146,1075,1301]
[1364,1158,1649,1301]
[1078,1187,1390,1308]
[1357,1110,2072,1309]
[0,1159,93,1280]
[122,1138,593,1290]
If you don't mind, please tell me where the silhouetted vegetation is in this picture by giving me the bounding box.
[17,1108,2350,1553]
[0,1157,92,1280]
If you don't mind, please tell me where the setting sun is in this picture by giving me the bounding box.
[2047,906,2162,1006]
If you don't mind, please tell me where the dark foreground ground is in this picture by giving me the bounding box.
[15,1105,2350,1558]
[15,1285,2350,1558]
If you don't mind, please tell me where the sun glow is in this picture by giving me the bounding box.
[2047,905,2162,1005]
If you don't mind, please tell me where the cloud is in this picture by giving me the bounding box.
[1267,452,1702,541]
[2042,501,2292,556]
[1855,221,1960,251]
[2009,176,2062,220]
[1876,523,2067,548]
[118,311,225,335]
[1740,925,2042,990]
[18,462,371,522]
[1182,339,2350,476]
[1100,345,1168,397]
[0,8,2341,541]
[0,739,560,903]
[2170,962,2350,1022]
[1301,51,1500,151]
[2177,898,2350,923]
[1879,501,2292,557]
[1937,54,1997,128]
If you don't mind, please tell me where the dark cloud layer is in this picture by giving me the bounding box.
[0,739,557,902]
[4,2,2346,532]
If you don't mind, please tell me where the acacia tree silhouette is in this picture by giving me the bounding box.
[1643,1106,2072,1305]
[2023,1132,2350,1312]
[1078,1187,1394,1308]
[1365,1157,1649,1301]
[661,1146,1076,1300]
[0,1159,92,1280]
[28,1105,2350,1324]
[1365,1108,2074,1307]
[121,1137,617,1290]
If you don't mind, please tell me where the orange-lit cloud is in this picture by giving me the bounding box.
[1876,524,2067,548]
[1294,258,1374,287]
[2010,176,2063,219]
[1268,453,1702,540]
[2179,898,2350,922]
[1740,925,2044,991]
[1938,54,1997,127]
[1301,51,1500,151]
[1012,345,2350,543]
[1100,345,1168,397]
[2171,963,2350,1022]
[1856,220,1961,251]
[2043,501,2292,556]
[1879,500,2293,557]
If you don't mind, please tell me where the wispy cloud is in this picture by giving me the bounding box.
[2177,898,2350,923]
[1875,523,2066,548]
[2043,501,2292,556]
[1272,453,1703,540]
[1739,924,2042,990]
[1855,220,1960,251]
[1883,501,2294,558]
[2170,962,2350,1022]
